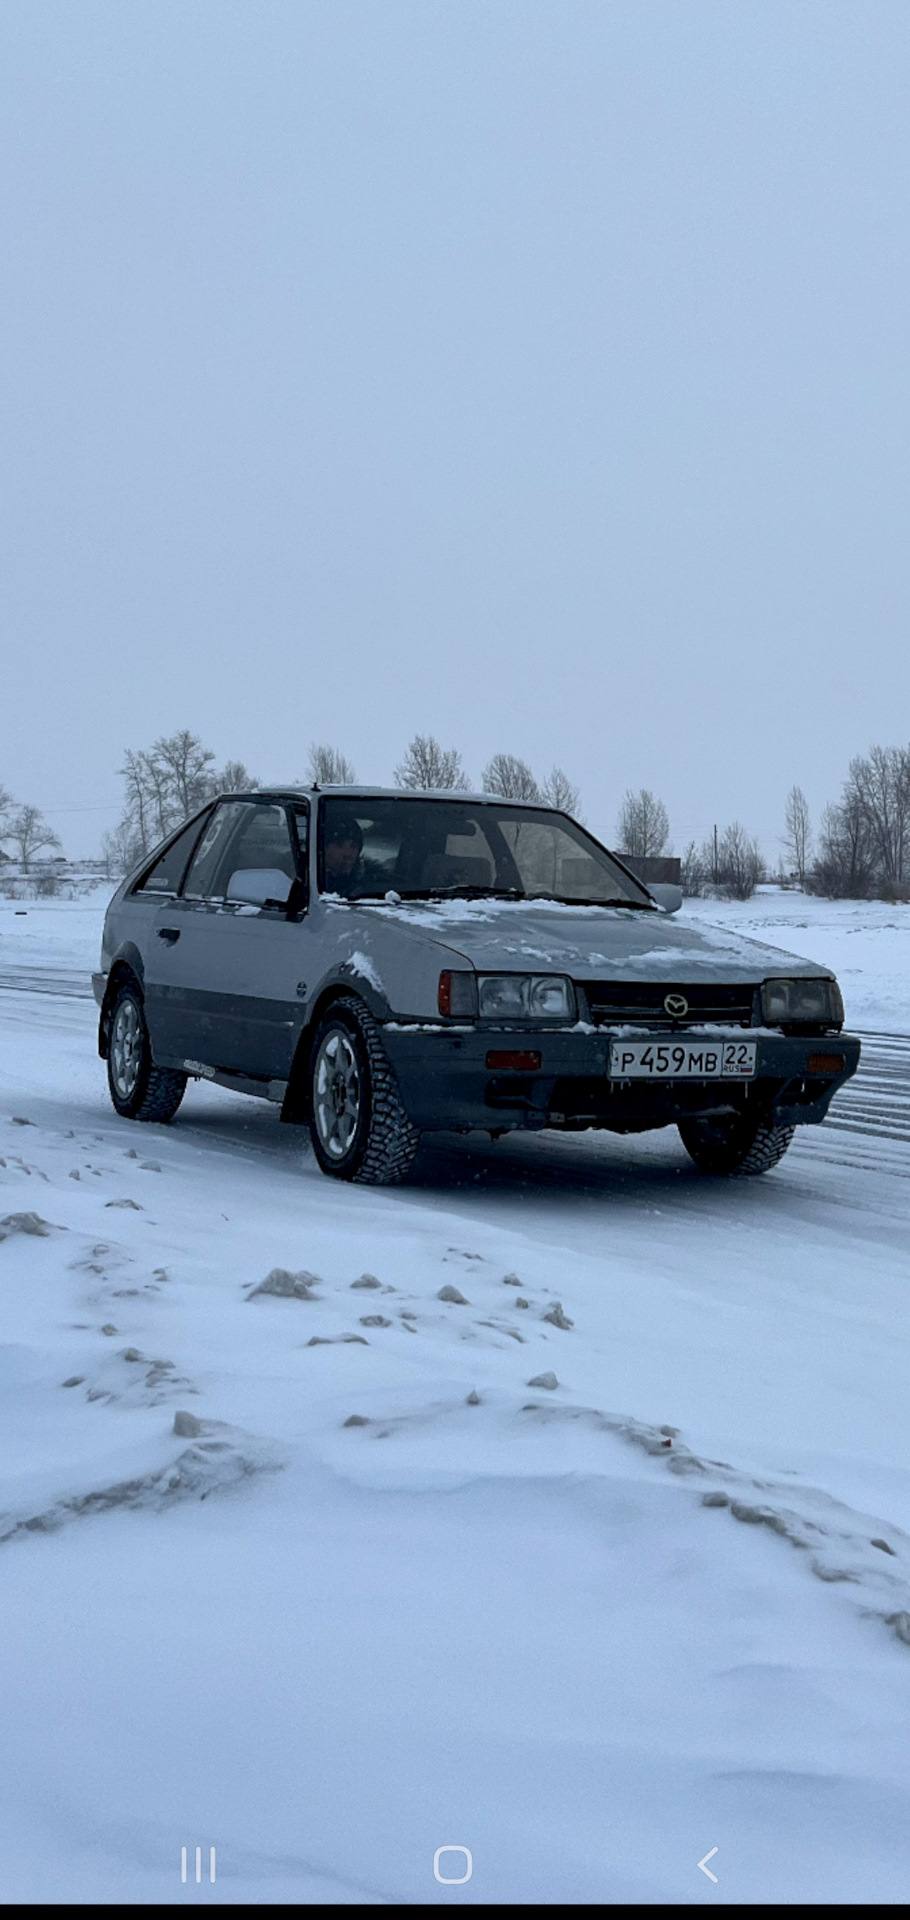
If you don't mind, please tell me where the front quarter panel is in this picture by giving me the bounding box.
[305,899,469,1020]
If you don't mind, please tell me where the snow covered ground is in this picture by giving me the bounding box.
[2,891,910,1904]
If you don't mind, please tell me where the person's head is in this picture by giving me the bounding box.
[324,813,363,878]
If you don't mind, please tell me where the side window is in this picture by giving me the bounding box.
[132,813,211,897]
[182,802,248,900]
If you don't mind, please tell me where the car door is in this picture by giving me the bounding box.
[143,799,310,1080]
[114,813,214,1028]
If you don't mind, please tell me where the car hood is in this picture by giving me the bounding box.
[370,898,834,983]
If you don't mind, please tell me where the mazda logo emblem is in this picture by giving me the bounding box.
[664,993,689,1018]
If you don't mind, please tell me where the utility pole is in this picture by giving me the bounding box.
[713,824,718,884]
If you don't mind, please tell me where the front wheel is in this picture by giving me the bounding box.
[106,981,187,1122]
[678,1112,795,1176]
[308,995,420,1184]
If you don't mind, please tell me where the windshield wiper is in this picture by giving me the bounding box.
[522,892,656,910]
[404,885,526,901]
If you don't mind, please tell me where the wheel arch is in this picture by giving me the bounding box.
[280,979,380,1124]
[98,946,146,1059]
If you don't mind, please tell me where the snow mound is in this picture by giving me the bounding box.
[0,1421,284,1547]
[521,1401,910,1647]
[248,1268,322,1300]
[0,1211,57,1240]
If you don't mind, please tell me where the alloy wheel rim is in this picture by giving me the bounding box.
[111,998,142,1098]
[313,1028,362,1159]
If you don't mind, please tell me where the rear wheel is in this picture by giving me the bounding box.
[308,995,419,1184]
[678,1112,795,1176]
[106,981,187,1122]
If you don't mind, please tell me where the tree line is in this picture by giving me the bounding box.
[92,728,910,904]
[812,745,910,899]
[103,731,582,870]
[617,742,910,901]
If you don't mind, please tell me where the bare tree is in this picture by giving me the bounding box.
[119,747,171,851]
[540,766,582,818]
[0,780,13,848]
[216,760,259,793]
[308,744,357,785]
[481,753,541,801]
[394,734,469,791]
[680,840,704,897]
[706,821,762,900]
[152,729,216,817]
[115,731,228,858]
[100,820,141,878]
[782,785,812,883]
[810,797,876,898]
[9,804,62,872]
[846,745,910,886]
[617,789,670,859]
[807,741,910,897]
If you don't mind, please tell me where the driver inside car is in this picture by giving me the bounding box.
[323,813,364,897]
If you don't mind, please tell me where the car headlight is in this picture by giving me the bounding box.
[761,977,844,1027]
[476,974,575,1020]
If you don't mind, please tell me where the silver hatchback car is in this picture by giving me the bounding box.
[95,787,859,1183]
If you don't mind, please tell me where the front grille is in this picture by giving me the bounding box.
[580,981,756,1028]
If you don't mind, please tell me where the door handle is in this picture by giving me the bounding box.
[157,927,181,945]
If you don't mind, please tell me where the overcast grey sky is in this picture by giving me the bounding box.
[2,0,909,859]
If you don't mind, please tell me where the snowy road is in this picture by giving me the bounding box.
[826,1030,910,1146]
[0,964,94,1000]
[2,921,910,1903]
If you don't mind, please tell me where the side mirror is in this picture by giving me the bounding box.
[226,868,292,909]
[648,883,683,914]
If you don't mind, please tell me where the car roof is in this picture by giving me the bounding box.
[225,786,562,810]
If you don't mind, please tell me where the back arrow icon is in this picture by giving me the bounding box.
[698,1848,719,1883]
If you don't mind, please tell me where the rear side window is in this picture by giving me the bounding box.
[133,814,211,897]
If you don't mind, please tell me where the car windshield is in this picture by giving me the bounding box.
[318,797,654,907]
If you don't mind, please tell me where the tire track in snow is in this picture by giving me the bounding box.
[0,966,93,1000]
[824,1030,910,1146]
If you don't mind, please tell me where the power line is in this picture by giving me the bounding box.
[24,803,119,816]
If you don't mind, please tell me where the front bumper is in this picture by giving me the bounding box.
[381,1024,861,1134]
[92,971,107,1008]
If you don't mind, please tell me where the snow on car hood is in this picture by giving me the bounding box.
[367,897,835,983]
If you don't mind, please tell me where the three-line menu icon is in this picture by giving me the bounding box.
[181,1847,216,1884]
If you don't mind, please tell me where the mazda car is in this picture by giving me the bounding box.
[94,788,860,1183]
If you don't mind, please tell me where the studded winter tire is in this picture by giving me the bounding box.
[106,980,187,1123]
[678,1112,795,1176]
[308,994,420,1184]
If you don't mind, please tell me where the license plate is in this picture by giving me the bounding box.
[608,1038,757,1080]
